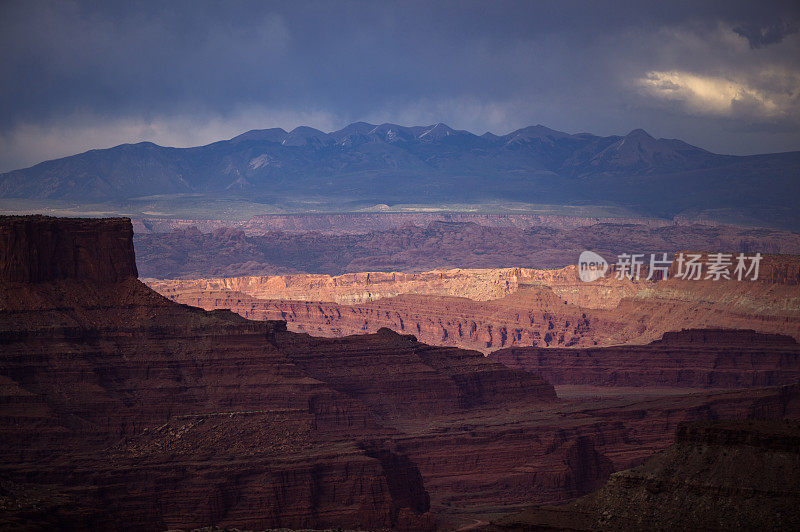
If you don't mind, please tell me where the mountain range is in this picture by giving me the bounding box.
[1,122,799,228]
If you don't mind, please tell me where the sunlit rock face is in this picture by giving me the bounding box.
[147,254,800,353]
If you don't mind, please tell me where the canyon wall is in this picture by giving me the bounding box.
[0,215,138,283]
[148,256,800,352]
[490,328,800,388]
[0,216,436,530]
[490,419,800,530]
[146,285,609,352]
[147,265,642,308]
[4,215,800,529]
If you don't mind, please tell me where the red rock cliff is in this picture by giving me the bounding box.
[4,216,799,530]
[491,328,800,388]
[490,420,800,531]
[0,215,138,283]
[0,216,433,531]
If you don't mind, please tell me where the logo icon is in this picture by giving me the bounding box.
[578,251,608,282]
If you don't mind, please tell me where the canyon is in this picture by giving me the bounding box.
[147,253,800,353]
[490,419,800,530]
[2,215,799,530]
[0,216,437,530]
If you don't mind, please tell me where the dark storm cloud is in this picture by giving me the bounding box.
[734,21,799,49]
[1,0,799,171]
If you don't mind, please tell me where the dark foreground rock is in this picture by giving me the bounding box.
[0,216,437,530]
[489,419,800,531]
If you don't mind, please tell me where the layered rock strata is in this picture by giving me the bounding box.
[489,420,800,531]
[0,216,437,530]
[4,216,799,530]
[146,266,643,308]
[148,256,800,353]
[133,220,800,278]
[490,328,800,388]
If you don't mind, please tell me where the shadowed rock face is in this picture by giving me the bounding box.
[0,215,138,283]
[654,328,799,345]
[270,327,556,422]
[491,328,800,388]
[490,420,800,531]
[3,216,800,530]
[0,216,435,531]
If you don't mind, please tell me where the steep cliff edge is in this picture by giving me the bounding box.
[0,216,434,531]
[4,216,800,530]
[490,420,800,531]
[0,215,138,283]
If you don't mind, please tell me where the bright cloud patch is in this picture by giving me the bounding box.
[639,71,781,116]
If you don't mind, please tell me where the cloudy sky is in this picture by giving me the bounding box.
[1,0,799,171]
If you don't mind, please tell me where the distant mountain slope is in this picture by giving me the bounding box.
[2,122,799,228]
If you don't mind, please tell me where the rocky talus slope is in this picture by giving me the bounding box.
[489,420,800,531]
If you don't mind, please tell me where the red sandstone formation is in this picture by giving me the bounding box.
[3,215,799,530]
[384,383,800,521]
[600,272,800,344]
[491,328,800,388]
[271,327,556,422]
[0,215,138,283]
[147,285,604,352]
[0,216,436,530]
[146,266,643,308]
[148,255,800,352]
[489,420,800,531]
